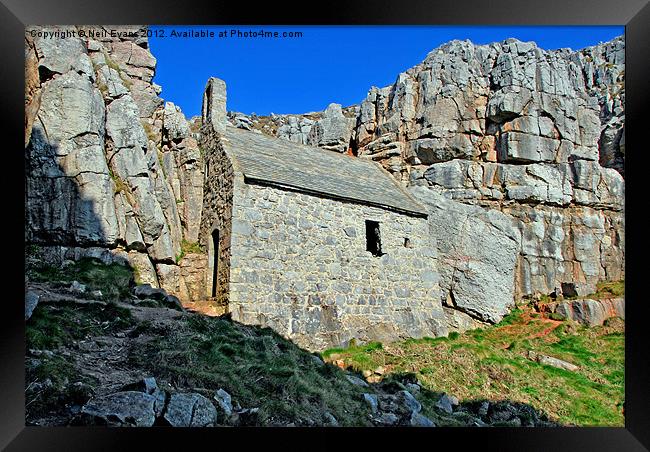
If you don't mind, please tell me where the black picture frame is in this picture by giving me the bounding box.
[3,0,648,450]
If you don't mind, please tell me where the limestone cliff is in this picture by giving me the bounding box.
[25,26,206,303]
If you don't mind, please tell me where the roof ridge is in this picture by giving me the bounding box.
[225,124,362,162]
[221,126,428,217]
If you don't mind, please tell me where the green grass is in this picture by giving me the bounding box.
[26,299,135,350]
[319,306,624,426]
[322,342,384,369]
[593,280,624,298]
[26,335,99,421]
[28,257,135,302]
[175,239,206,263]
[129,315,373,426]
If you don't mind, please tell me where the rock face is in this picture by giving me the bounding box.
[306,103,356,153]
[349,37,625,308]
[412,187,520,323]
[25,26,207,305]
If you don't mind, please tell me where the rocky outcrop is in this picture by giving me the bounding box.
[306,103,357,153]
[25,26,207,305]
[350,38,624,177]
[159,102,204,244]
[547,297,624,326]
[225,104,358,152]
[576,38,625,175]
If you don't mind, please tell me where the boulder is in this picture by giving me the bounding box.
[345,375,369,387]
[25,291,40,320]
[527,351,579,372]
[163,102,190,141]
[78,391,157,426]
[411,187,521,324]
[70,281,86,294]
[435,393,455,414]
[127,252,159,287]
[214,388,233,417]
[121,377,166,417]
[398,390,422,414]
[133,284,167,300]
[323,412,339,427]
[307,103,355,153]
[163,393,218,427]
[410,412,435,427]
[363,393,378,413]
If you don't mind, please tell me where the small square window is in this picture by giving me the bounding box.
[365,220,383,257]
[404,237,412,248]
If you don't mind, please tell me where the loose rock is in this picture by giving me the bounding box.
[163,392,218,427]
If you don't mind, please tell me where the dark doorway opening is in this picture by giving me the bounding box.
[211,229,219,298]
[365,220,383,257]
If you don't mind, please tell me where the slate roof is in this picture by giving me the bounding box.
[221,126,428,217]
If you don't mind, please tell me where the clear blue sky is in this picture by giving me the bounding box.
[149,26,623,118]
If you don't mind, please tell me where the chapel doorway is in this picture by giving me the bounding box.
[211,229,219,298]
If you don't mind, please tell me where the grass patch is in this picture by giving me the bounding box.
[119,72,133,90]
[103,53,122,73]
[25,349,99,422]
[141,120,158,144]
[111,171,129,195]
[593,280,624,298]
[320,305,624,426]
[496,308,525,326]
[157,150,167,177]
[129,315,373,426]
[560,280,625,301]
[28,257,135,302]
[27,299,135,350]
[175,239,206,263]
[109,169,137,206]
[97,81,109,96]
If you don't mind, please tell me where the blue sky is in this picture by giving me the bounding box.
[149,26,624,118]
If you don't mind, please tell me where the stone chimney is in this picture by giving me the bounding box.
[202,77,227,134]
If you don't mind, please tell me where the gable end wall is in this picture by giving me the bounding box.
[198,124,234,305]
